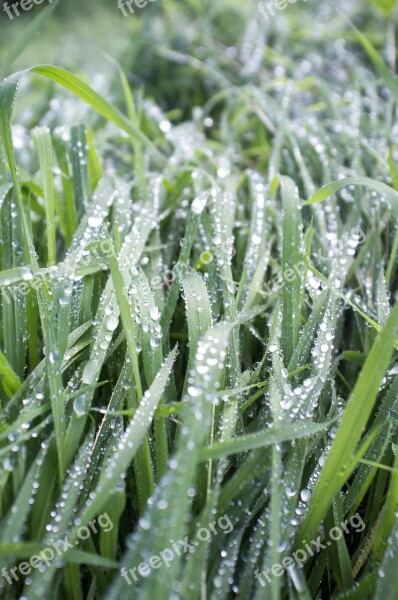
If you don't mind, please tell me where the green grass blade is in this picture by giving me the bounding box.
[297,302,398,546]
[304,177,398,218]
[200,420,334,461]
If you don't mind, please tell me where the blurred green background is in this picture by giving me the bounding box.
[0,0,397,120]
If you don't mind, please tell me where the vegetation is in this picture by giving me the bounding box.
[0,0,398,598]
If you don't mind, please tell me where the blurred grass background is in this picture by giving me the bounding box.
[0,0,394,164]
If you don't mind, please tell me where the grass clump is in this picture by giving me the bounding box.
[1,1,398,599]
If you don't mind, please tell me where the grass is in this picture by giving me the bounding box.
[0,0,398,598]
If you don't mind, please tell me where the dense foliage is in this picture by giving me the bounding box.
[1,1,398,598]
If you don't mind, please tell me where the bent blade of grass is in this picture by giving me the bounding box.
[304,177,398,219]
[199,420,334,460]
[62,550,118,570]
[0,66,165,163]
[297,302,398,547]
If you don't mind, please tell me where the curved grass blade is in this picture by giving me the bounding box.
[304,177,398,219]
[199,420,334,461]
[0,66,165,163]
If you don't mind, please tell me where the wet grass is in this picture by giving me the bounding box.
[0,0,398,599]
